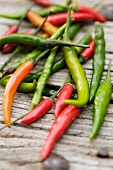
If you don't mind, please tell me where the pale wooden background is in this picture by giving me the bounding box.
[0,0,113,170]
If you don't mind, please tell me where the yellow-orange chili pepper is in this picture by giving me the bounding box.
[2,60,34,125]
[26,11,58,35]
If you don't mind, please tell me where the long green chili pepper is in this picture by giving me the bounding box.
[89,22,105,103]
[0,33,89,48]
[30,45,59,110]
[90,64,112,141]
[62,5,89,107]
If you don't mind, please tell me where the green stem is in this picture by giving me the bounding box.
[0,46,23,72]
[50,73,70,101]
[63,4,72,42]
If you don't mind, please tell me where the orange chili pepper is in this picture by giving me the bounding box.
[2,60,34,125]
[26,11,58,35]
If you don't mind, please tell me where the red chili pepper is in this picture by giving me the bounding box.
[78,5,106,22]
[0,26,18,37]
[31,0,51,7]
[41,105,81,160]
[47,12,95,26]
[79,39,95,63]
[54,84,73,118]
[2,29,33,54]
[21,98,52,124]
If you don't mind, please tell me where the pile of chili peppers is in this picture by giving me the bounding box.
[0,0,111,162]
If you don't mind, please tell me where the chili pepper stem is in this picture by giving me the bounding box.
[50,73,70,101]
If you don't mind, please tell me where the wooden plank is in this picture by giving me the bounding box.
[0,0,113,170]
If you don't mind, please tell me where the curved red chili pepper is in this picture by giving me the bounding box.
[54,83,73,118]
[79,39,95,63]
[21,98,52,124]
[2,29,33,54]
[31,0,51,7]
[78,5,106,22]
[47,12,95,26]
[41,105,81,160]
[0,26,18,37]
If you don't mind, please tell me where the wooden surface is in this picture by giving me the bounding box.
[0,0,113,170]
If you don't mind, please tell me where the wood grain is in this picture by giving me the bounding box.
[0,0,113,170]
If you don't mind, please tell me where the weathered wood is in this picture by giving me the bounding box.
[0,0,113,170]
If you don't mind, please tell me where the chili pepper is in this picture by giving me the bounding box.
[77,5,106,22]
[41,105,81,160]
[0,33,89,49]
[3,30,33,52]
[47,12,95,26]
[0,76,37,93]
[22,98,52,124]
[2,29,33,54]
[54,78,74,118]
[31,0,51,7]
[27,10,58,35]
[37,5,70,17]
[79,38,95,63]
[90,64,112,141]
[0,13,23,20]
[89,22,105,103]
[62,5,89,107]
[29,45,59,110]
[0,26,18,37]
[2,60,34,125]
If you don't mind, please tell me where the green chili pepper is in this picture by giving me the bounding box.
[0,13,23,19]
[90,65,112,141]
[89,22,105,103]
[37,5,69,17]
[11,49,43,70]
[62,5,89,107]
[0,33,89,48]
[0,76,37,93]
[30,45,59,110]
